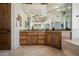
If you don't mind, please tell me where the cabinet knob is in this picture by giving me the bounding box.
[8,30,10,32]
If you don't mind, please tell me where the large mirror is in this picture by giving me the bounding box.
[51,3,72,30]
[20,3,72,31]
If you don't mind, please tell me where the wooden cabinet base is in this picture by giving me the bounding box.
[20,31,62,49]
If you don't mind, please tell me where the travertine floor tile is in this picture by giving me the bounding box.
[0,39,79,56]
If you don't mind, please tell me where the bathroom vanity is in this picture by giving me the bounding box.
[20,31,62,49]
[19,3,72,49]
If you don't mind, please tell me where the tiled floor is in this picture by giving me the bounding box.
[0,39,79,56]
[0,45,65,56]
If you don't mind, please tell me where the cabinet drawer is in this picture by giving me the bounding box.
[20,32,26,35]
[32,33,37,35]
[27,33,37,36]
[20,40,26,45]
[20,36,26,39]
[26,33,33,35]
[38,35,45,39]
[26,36,32,44]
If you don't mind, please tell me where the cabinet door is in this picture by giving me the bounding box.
[51,32,61,49]
[31,35,38,44]
[0,34,3,44]
[26,33,33,44]
[46,32,52,45]
[38,33,45,44]
[20,35,27,45]
[26,35,32,44]
[2,34,9,44]
[0,4,11,29]
[0,4,11,50]
[38,33,45,40]
[26,33,38,45]
[38,40,45,45]
[0,33,10,50]
[20,32,27,45]
[20,39,26,45]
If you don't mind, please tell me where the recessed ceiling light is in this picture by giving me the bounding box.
[55,6,58,9]
[69,7,71,9]
[26,10,30,12]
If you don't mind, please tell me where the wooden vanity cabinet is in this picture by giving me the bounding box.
[20,32,27,45]
[20,31,62,49]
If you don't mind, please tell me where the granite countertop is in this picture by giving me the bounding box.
[20,29,71,32]
[20,29,71,31]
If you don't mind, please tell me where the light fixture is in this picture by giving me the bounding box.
[26,10,30,12]
[69,7,71,9]
[55,6,58,9]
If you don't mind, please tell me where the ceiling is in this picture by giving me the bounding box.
[47,3,67,12]
[21,3,68,16]
[22,3,47,16]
